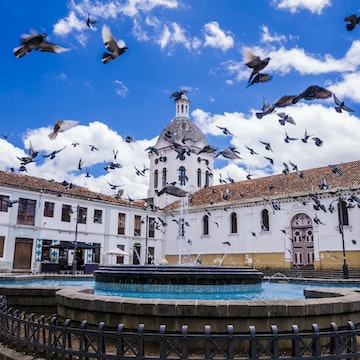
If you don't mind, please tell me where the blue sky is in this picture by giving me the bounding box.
[1,0,360,199]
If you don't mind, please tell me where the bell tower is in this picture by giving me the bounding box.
[147,92,215,208]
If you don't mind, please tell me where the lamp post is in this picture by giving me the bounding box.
[144,215,148,265]
[72,205,80,275]
[338,197,349,279]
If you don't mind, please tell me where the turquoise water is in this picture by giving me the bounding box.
[0,278,359,300]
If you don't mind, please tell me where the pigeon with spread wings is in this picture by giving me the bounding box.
[102,25,128,64]
[48,120,78,140]
[243,49,271,84]
[14,32,69,58]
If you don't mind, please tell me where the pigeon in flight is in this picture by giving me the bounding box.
[256,95,296,119]
[277,112,296,126]
[170,89,187,101]
[42,146,66,160]
[216,147,242,160]
[333,94,355,113]
[216,125,233,135]
[246,73,272,88]
[259,140,273,152]
[344,14,360,31]
[284,130,298,143]
[197,145,218,155]
[86,13,97,28]
[243,49,271,84]
[102,25,128,64]
[301,129,314,143]
[13,32,69,58]
[156,184,188,197]
[291,85,332,104]
[48,120,78,140]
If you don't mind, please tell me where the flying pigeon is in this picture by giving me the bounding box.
[101,25,128,64]
[86,13,97,28]
[13,32,69,58]
[243,49,271,84]
[170,89,187,101]
[333,94,355,113]
[216,147,241,160]
[42,146,66,160]
[277,112,296,126]
[156,184,188,197]
[291,85,332,104]
[284,130,298,143]
[256,95,296,119]
[216,125,233,135]
[344,14,360,31]
[312,137,323,147]
[197,145,218,155]
[301,129,314,143]
[246,73,272,88]
[48,120,78,140]
[259,140,273,152]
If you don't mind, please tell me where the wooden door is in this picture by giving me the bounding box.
[13,238,33,269]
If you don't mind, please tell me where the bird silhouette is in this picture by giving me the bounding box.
[245,145,258,155]
[86,13,97,28]
[89,145,99,151]
[216,147,241,160]
[13,32,69,58]
[125,135,134,143]
[244,49,271,84]
[259,140,273,152]
[197,145,218,155]
[156,184,188,197]
[42,146,66,160]
[170,89,187,101]
[256,95,296,119]
[344,14,360,31]
[48,120,78,140]
[312,137,323,147]
[291,85,332,104]
[216,125,233,135]
[222,241,231,246]
[246,73,272,88]
[102,25,128,64]
[333,94,355,113]
[145,146,159,155]
[78,159,84,170]
[301,129,314,143]
[277,112,296,126]
[329,164,342,175]
[284,130,298,143]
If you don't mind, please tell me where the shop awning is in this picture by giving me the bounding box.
[52,241,100,250]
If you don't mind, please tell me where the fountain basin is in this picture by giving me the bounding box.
[94,265,264,293]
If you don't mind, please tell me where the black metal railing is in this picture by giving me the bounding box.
[0,295,359,359]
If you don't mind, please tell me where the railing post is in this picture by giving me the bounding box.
[311,323,321,356]
[63,319,72,360]
[78,320,88,360]
[271,324,279,359]
[159,324,166,359]
[347,321,357,354]
[97,322,106,356]
[227,324,234,359]
[330,322,339,355]
[116,324,124,358]
[181,325,188,360]
[138,324,145,359]
[249,326,257,360]
[205,325,211,360]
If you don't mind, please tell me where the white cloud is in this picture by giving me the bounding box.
[203,21,234,51]
[192,102,360,183]
[53,11,86,36]
[114,80,129,97]
[272,0,331,14]
[327,73,360,103]
[260,25,287,43]
[1,121,157,199]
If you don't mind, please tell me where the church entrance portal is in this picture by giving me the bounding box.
[291,213,314,267]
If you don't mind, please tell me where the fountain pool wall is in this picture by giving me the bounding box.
[55,286,360,333]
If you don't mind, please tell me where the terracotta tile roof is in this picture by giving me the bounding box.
[169,160,360,210]
[0,170,145,208]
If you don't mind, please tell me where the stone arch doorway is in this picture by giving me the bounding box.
[291,213,314,267]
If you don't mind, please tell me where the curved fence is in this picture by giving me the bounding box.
[0,295,359,360]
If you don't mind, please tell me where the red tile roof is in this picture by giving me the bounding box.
[172,160,360,209]
[0,170,145,207]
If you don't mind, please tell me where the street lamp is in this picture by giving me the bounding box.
[71,205,80,275]
[338,197,349,279]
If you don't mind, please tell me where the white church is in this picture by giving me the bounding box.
[0,93,359,273]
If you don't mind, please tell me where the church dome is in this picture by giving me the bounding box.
[156,117,207,146]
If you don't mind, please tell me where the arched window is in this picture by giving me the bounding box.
[181,104,184,113]
[179,166,187,186]
[162,168,167,187]
[203,215,209,235]
[230,212,237,233]
[154,169,158,189]
[205,171,210,187]
[197,168,201,187]
[338,199,349,226]
[261,209,270,231]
